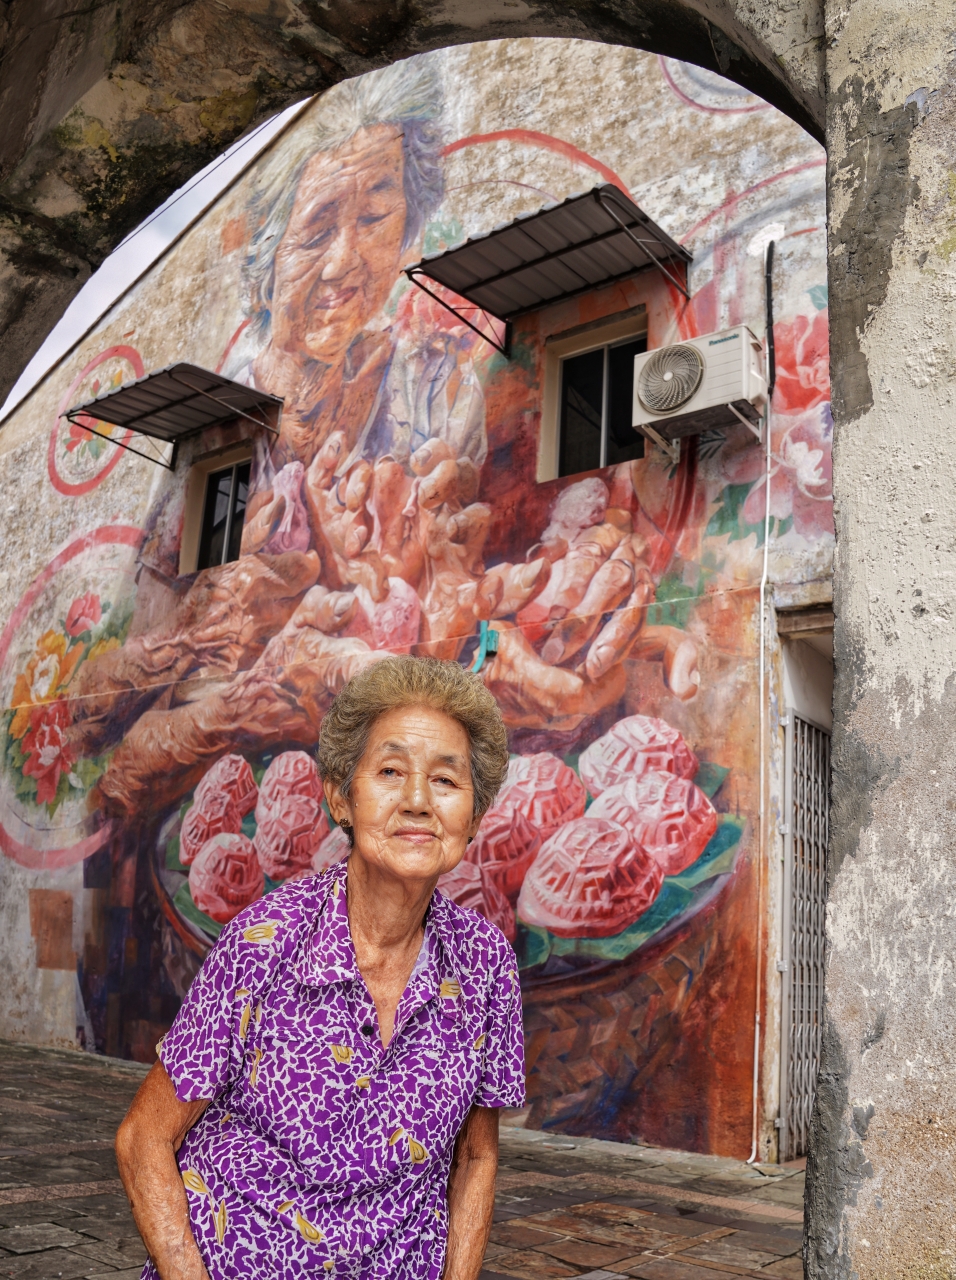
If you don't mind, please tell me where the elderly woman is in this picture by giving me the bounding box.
[116,656,523,1280]
[227,58,453,478]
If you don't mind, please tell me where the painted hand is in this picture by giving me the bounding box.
[302,433,390,601]
[97,587,384,815]
[480,623,627,732]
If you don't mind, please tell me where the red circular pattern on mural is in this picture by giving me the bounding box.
[48,346,145,497]
[657,56,771,116]
[216,319,251,374]
[0,524,143,870]
[442,130,631,196]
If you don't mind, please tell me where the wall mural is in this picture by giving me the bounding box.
[48,348,145,496]
[0,42,831,1156]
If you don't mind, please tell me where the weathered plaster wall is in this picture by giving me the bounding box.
[782,638,833,732]
[0,862,81,1049]
[806,0,956,1274]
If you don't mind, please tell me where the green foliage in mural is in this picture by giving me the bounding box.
[423,216,465,256]
[174,879,224,941]
[647,568,702,630]
[706,482,754,539]
[706,482,793,544]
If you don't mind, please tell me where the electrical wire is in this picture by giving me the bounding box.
[112,108,301,254]
[748,239,776,1166]
[0,95,314,429]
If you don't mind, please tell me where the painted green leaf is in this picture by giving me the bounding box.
[166,834,188,872]
[173,879,222,940]
[693,762,730,799]
[423,215,465,256]
[72,756,107,790]
[706,482,756,540]
[645,568,701,630]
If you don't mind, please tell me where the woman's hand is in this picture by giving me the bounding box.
[115,1061,211,1280]
[444,1104,500,1280]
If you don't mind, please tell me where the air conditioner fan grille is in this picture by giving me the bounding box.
[638,344,705,413]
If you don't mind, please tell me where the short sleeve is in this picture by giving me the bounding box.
[159,919,247,1102]
[475,947,526,1109]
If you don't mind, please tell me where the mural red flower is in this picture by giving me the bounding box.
[65,416,96,454]
[772,311,830,413]
[65,591,102,637]
[10,629,83,739]
[722,403,834,540]
[21,700,76,806]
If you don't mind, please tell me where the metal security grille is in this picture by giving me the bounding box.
[780,713,830,1160]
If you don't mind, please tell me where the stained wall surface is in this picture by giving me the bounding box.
[806,0,956,1273]
[0,39,829,1160]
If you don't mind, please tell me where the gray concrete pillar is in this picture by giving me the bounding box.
[808,0,956,1272]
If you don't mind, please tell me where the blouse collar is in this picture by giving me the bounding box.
[293,858,465,1017]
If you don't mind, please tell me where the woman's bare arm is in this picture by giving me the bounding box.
[115,1061,211,1280]
[444,1104,500,1280]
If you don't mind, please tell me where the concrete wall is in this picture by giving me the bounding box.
[806,0,956,1273]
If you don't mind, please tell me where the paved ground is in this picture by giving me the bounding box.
[0,1040,805,1280]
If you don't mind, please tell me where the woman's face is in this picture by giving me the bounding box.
[269,124,408,367]
[325,705,480,885]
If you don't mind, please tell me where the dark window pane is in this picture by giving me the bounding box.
[559,348,604,477]
[226,462,251,564]
[197,467,235,571]
[606,336,647,466]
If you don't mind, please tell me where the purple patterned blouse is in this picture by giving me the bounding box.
[146,859,525,1280]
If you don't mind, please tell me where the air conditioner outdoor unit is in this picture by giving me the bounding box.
[632,325,768,463]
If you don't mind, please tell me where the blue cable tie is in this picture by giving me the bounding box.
[471,620,499,672]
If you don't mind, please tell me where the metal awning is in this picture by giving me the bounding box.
[62,363,282,469]
[405,185,692,355]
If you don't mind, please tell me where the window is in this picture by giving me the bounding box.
[536,306,648,483]
[558,334,647,476]
[178,444,253,576]
[196,461,251,571]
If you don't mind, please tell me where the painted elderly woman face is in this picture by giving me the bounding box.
[325,705,481,884]
[269,124,408,367]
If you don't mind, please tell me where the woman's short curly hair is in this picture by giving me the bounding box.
[317,656,509,820]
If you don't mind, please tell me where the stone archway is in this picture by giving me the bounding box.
[0,0,824,403]
[4,0,956,1276]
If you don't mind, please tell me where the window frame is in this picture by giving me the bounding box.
[179,443,253,575]
[197,459,251,572]
[537,307,648,483]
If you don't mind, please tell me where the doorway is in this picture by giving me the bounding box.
[778,616,833,1160]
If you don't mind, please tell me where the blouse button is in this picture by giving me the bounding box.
[360,1024,374,1036]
